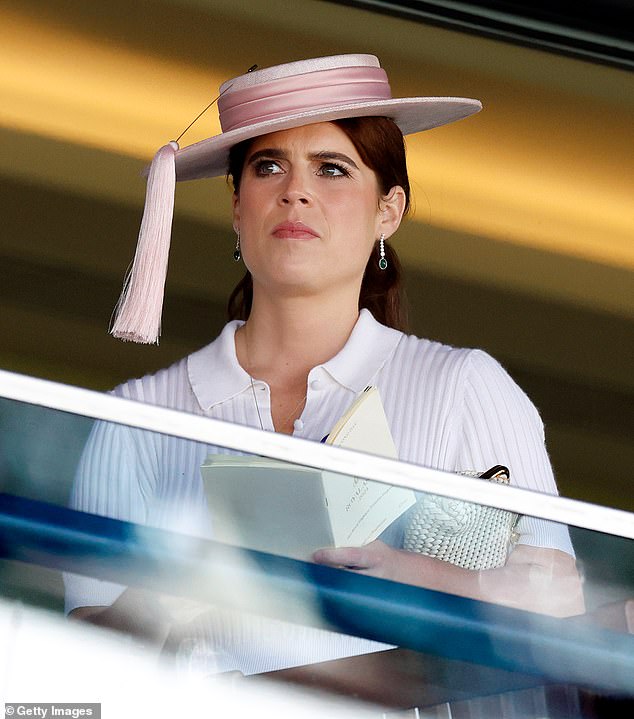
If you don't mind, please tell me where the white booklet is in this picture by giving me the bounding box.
[201,386,416,561]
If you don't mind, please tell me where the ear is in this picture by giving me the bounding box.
[376,186,406,240]
[232,192,240,231]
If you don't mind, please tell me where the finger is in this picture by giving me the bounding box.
[313,546,367,568]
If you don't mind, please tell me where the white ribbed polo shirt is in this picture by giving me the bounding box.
[65,310,572,672]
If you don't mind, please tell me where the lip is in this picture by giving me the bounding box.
[271,221,319,240]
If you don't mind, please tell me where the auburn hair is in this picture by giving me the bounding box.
[226,116,410,331]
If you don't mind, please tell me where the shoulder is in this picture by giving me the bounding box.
[394,333,519,384]
[111,355,193,409]
[390,334,539,417]
[110,321,243,413]
[461,348,542,422]
[390,331,481,380]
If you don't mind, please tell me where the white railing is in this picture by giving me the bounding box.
[1,368,632,540]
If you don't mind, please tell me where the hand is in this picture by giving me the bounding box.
[314,543,585,617]
[312,540,398,580]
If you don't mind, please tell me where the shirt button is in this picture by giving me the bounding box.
[310,380,322,390]
[294,419,304,432]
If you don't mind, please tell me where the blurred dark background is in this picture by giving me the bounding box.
[1,0,632,511]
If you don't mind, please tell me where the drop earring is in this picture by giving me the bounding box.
[378,233,387,270]
[233,231,241,262]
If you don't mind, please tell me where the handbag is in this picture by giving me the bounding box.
[403,465,521,570]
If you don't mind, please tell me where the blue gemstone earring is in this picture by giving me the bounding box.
[378,233,387,270]
[233,231,241,262]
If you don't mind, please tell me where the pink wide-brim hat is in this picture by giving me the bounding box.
[111,54,482,344]
[175,53,482,181]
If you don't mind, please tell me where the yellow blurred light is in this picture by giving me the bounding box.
[1,7,633,274]
[0,8,223,157]
[406,139,634,270]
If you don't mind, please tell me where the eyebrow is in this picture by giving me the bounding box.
[247,148,287,164]
[311,151,359,170]
[246,148,359,170]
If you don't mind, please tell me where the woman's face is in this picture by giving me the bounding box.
[232,122,404,301]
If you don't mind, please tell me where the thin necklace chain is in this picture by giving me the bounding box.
[248,375,266,432]
[244,327,308,432]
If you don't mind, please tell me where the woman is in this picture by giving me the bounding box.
[66,55,584,672]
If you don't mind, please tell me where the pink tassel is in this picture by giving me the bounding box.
[110,141,179,344]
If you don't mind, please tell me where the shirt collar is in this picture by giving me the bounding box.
[187,310,403,410]
[188,320,249,411]
[320,309,403,392]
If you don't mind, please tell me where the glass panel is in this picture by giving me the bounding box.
[1,392,633,715]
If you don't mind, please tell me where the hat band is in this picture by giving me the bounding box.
[218,66,392,133]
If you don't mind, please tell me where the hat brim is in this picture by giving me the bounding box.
[173,96,482,182]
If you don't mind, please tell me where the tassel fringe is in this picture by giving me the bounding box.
[110,141,179,344]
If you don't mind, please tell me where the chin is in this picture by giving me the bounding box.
[258,260,316,286]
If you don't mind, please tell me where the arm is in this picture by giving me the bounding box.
[313,541,585,617]
[457,351,574,554]
[64,417,156,616]
[314,350,585,618]
[68,590,172,646]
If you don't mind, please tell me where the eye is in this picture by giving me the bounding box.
[317,162,350,178]
[254,159,284,176]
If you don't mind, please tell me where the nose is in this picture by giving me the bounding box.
[278,169,313,206]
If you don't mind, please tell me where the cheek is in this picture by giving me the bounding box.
[236,194,265,232]
[328,186,379,221]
